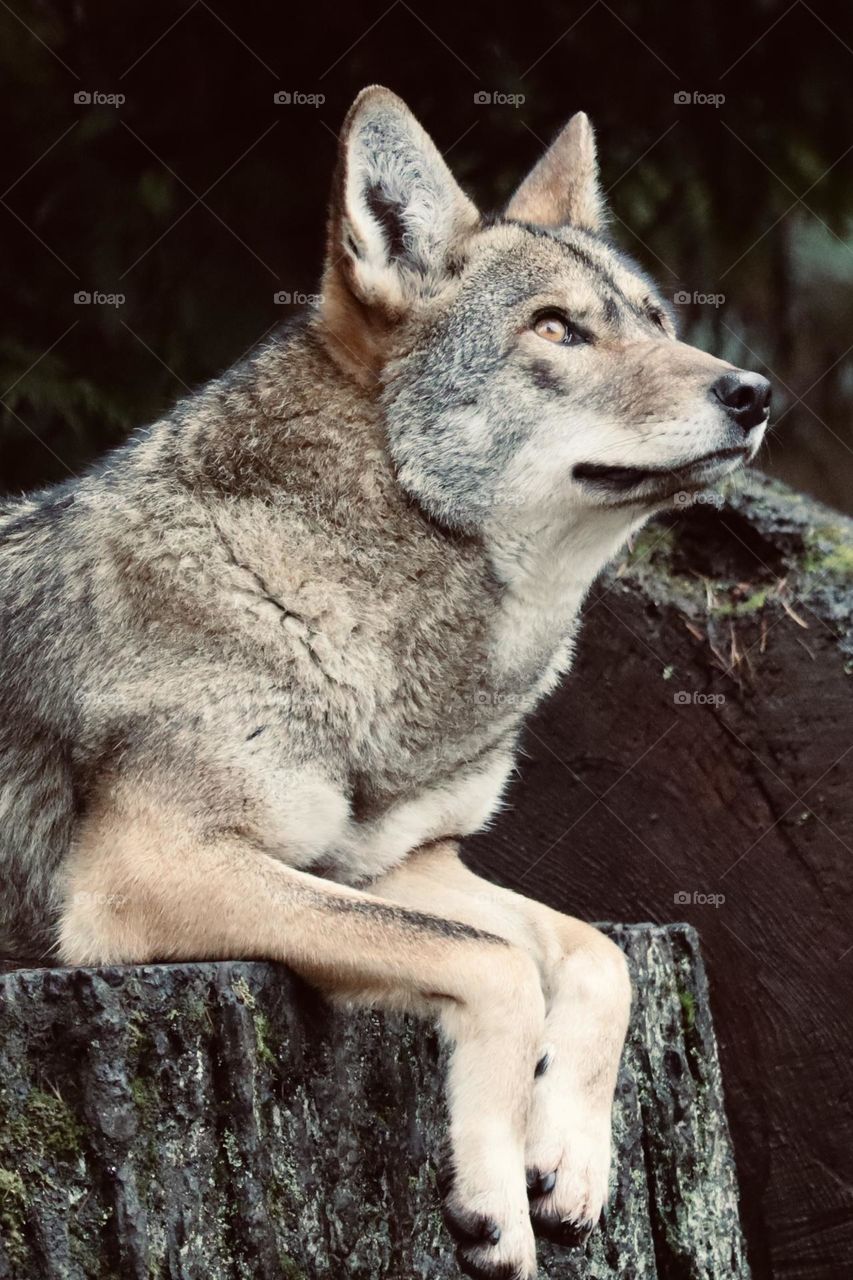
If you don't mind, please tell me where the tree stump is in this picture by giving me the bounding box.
[0,925,746,1279]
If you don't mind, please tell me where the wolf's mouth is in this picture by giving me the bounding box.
[573,447,747,494]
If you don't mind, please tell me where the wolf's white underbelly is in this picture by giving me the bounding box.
[276,749,514,883]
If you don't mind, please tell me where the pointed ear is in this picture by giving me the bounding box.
[324,86,479,315]
[504,112,605,233]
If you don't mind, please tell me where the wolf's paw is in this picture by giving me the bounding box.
[524,1104,611,1248]
[438,1160,538,1280]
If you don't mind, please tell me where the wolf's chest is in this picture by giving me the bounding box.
[320,622,573,882]
[315,744,516,885]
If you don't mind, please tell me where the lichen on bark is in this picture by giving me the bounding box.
[0,925,748,1279]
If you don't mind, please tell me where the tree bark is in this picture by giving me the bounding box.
[0,926,746,1279]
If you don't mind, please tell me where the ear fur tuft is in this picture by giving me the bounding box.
[325,86,480,313]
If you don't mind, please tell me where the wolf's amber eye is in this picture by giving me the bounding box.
[532,313,581,345]
[534,315,566,342]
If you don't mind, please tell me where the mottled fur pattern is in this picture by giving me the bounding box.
[0,88,768,1277]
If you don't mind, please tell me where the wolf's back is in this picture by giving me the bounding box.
[0,736,75,963]
[0,490,80,963]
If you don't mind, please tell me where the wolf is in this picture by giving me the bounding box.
[0,87,769,1277]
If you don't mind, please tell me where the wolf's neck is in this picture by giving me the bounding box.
[485,506,649,689]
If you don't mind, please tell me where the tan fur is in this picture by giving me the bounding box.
[316,271,385,384]
[374,844,631,1236]
[62,787,627,1270]
[62,794,548,1276]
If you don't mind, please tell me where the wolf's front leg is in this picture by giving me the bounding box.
[521,922,631,1246]
[373,842,632,1248]
[59,786,544,1280]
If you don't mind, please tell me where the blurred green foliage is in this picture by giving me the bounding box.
[1,0,851,506]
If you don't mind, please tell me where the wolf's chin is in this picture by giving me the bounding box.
[572,446,750,503]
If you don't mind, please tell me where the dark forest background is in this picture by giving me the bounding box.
[1,0,851,509]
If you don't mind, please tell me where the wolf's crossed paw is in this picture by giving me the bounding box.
[437,1158,538,1280]
[523,1129,609,1248]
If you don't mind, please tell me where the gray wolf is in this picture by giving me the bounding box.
[0,87,769,1278]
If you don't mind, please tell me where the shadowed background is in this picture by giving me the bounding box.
[1,0,851,507]
[1,3,852,1279]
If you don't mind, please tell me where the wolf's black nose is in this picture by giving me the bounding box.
[711,372,771,432]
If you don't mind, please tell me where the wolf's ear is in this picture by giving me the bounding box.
[504,112,605,233]
[324,87,479,314]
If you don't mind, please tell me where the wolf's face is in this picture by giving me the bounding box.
[320,89,769,532]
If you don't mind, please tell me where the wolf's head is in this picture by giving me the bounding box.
[319,87,769,536]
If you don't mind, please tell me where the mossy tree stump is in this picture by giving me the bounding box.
[0,924,747,1279]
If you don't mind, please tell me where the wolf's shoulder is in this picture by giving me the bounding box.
[0,480,83,564]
